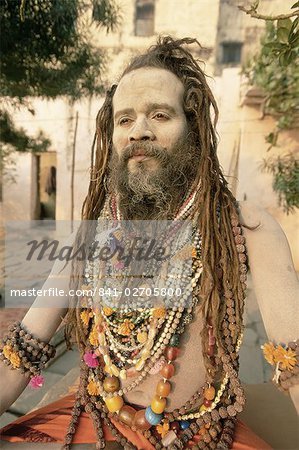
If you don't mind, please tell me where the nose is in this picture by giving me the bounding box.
[128,118,155,142]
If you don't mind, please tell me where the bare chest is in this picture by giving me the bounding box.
[122,309,206,411]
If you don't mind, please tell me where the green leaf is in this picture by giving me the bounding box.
[277,18,292,31]
[291,1,299,9]
[264,42,284,50]
[290,16,299,34]
[289,35,299,47]
[277,27,290,43]
[279,51,290,66]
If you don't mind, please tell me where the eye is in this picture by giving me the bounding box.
[118,117,132,126]
[153,112,169,120]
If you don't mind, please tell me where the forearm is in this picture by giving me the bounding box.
[0,303,67,415]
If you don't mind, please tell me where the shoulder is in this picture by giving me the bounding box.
[237,200,292,267]
[238,200,286,236]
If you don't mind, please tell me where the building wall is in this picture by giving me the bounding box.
[216,0,296,68]
[216,68,299,269]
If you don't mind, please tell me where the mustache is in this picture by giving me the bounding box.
[121,141,169,164]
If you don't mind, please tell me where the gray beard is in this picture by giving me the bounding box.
[109,134,199,220]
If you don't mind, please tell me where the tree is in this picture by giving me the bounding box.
[0,0,120,191]
[241,1,299,213]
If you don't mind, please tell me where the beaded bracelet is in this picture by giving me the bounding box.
[261,339,299,392]
[0,321,56,388]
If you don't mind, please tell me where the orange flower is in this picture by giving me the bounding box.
[80,310,91,327]
[3,344,12,359]
[152,307,166,319]
[103,307,114,317]
[261,342,276,365]
[118,319,134,336]
[156,420,169,438]
[274,345,297,371]
[87,379,102,396]
[89,326,99,346]
[9,351,21,368]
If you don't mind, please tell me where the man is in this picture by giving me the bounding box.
[1,37,298,450]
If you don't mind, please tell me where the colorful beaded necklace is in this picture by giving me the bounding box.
[63,192,248,450]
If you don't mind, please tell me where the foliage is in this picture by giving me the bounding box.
[244,21,299,148]
[0,0,120,99]
[260,155,299,214]
[242,2,299,212]
[0,0,120,183]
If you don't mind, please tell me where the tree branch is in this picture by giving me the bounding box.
[238,5,299,21]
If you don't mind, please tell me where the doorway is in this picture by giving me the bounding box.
[31,152,57,220]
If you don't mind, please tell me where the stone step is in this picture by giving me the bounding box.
[9,371,62,416]
[0,411,19,429]
[33,367,80,410]
[46,347,80,376]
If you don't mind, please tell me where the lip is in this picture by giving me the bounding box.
[130,155,152,162]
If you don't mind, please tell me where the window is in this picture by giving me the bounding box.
[221,42,242,65]
[135,0,155,37]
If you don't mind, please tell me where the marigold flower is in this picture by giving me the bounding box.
[261,342,276,365]
[80,310,91,327]
[9,351,21,368]
[118,319,134,336]
[2,344,12,359]
[103,307,114,317]
[274,345,297,371]
[152,307,166,319]
[87,379,102,396]
[156,421,169,438]
[89,326,99,346]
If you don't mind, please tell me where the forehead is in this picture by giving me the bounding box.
[113,67,185,113]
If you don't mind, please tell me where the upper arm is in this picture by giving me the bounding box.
[239,201,299,342]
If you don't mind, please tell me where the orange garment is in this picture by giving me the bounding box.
[0,394,272,449]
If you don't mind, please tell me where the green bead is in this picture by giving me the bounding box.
[169,334,180,347]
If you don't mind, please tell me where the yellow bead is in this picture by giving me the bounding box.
[110,364,120,377]
[151,395,166,414]
[156,380,171,397]
[204,386,215,401]
[103,376,120,393]
[140,348,150,359]
[200,404,207,412]
[105,395,124,413]
[137,331,148,343]
[135,358,146,371]
[119,369,127,380]
[104,364,113,375]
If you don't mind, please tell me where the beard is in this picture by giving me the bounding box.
[108,132,199,220]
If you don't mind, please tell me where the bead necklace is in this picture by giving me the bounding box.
[63,195,248,450]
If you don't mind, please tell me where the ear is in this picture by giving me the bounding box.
[184,87,203,114]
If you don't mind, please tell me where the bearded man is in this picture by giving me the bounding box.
[1,37,298,450]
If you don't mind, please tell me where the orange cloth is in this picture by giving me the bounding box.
[0,394,272,449]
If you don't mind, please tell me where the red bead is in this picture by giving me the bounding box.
[118,405,136,427]
[156,380,171,397]
[132,409,151,431]
[160,363,175,379]
[207,345,215,356]
[193,434,202,443]
[170,421,180,433]
[187,441,196,448]
[203,398,212,407]
[165,346,179,361]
